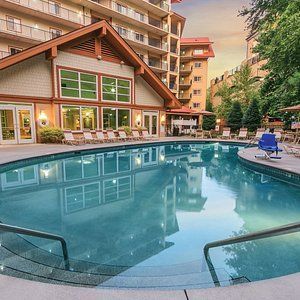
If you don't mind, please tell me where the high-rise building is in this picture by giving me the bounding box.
[0,0,186,96]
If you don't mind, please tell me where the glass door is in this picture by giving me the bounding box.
[16,107,34,143]
[0,108,17,144]
[143,112,159,136]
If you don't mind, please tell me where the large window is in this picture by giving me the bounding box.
[62,106,98,130]
[60,69,98,100]
[102,77,131,103]
[102,108,130,130]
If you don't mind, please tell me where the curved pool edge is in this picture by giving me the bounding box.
[1,272,300,299]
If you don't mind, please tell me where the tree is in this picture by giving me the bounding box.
[202,94,216,130]
[231,64,260,108]
[241,0,300,115]
[216,82,233,119]
[242,98,261,132]
[227,101,243,131]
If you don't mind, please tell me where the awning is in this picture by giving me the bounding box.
[167,107,215,116]
[278,104,300,112]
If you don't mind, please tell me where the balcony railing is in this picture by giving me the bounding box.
[4,0,91,25]
[180,65,193,72]
[169,83,177,90]
[148,59,168,71]
[0,50,10,59]
[170,65,178,73]
[178,92,192,100]
[113,26,168,52]
[0,19,57,42]
[148,0,170,11]
[170,46,179,55]
[180,79,192,86]
[109,1,168,32]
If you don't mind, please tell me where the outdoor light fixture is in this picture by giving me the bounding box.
[38,110,49,126]
[135,114,141,126]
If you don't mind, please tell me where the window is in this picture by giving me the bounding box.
[62,106,98,130]
[102,108,130,130]
[6,16,21,32]
[193,90,201,96]
[193,102,201,108]
[135,11,145,22]
[194,62,202,68]
[9,47,22,55]
[102,77,131,103]
[115,25,127,37]
[116,3,127,14]
[194,49,204,55]
[60,69,98,100]
[135,32,145,43]
[50,28,62,39]
[49,1,61,15]
[194,76,201,82]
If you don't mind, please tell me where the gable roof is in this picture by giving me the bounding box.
[0,21,181,109]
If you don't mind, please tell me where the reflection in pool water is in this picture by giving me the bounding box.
[0,143,300,283]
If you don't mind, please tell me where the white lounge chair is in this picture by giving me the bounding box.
[63,130,84,146]
[237,128,248,140]
[132,129,143,141]
[142,129,152,140]
[95,130,107,143]
[274,129,283,141]
[106,130,118,142]
[83,130,97,144]
[221,127,231,139]
[118,129,131,141]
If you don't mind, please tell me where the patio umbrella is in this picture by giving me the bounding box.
[199,110,215,116]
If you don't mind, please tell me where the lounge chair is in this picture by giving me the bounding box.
[83,130,98,144]
[106,129,118,142]
[274,129,283,141]
[131,129,143,141]
[95,130,107,143]
[118,129,131,141]
[254,128,265,141]
[221,127,231,139]
[63,130,84,146]
[237,128,248,140]
[142,129,152,140]
[283,144,300,157]
[256,133,283,159]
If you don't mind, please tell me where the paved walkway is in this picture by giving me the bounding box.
[0,138,300,299]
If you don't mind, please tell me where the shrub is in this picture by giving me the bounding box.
[39,126,64,144]
[119,126,131,135]
[227,101,243,131]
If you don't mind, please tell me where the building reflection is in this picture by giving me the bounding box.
[0,145,207,268]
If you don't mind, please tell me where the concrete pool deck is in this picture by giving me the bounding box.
[0,138,300,299]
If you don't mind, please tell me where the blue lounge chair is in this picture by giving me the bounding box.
[256,133,283,159]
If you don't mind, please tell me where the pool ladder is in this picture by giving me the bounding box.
[0,222,70,270]
[203,221,300,286]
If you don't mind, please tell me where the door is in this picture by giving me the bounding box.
[143,112,158,136]
[0,108,17,144]
[0,105,35,145]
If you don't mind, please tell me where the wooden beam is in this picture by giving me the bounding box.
[135,66,144,76]
[45,46,57,60]
[98,26,107,38]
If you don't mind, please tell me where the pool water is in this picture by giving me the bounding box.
[0,142,300,285]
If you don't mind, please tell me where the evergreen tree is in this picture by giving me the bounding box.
[216,82,233,119]
[242,98,261,132]
[227,101,243,131]
[202,95,216,130]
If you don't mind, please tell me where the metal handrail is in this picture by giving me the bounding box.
[203,222,300,286]
[0,223,69,270]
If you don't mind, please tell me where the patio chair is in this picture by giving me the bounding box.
[221,127,231,139]
[118,129,131,141]
[142,129,152,140]
[83,130,98,144]
[274,129,283,141]
[255,133,283,159]
[283,144,300,157]
[237,128,248,140]
[106,129,118,142]
[95,130,107,143]
[62,130,84,146]
[131,128,143,141]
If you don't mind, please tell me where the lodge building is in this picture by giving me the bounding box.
[0,21,181,145]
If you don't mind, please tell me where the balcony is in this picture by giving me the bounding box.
[170,46,179,56]
[0,19,55,44]
[179,65,193,75]
[124,0,169,17]
[179,79,192,90]
[148,0,169,12]
[113,26,168,54]
[169,82,177,91]
[1,0,91,28]
[169,65,178,73]
[178,92,192,102]
[0,50,10,59]
[171,25,179,36]
[146,58,168,73]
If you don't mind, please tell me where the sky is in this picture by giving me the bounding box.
[173,0,250,81]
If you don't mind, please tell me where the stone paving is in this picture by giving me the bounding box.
[0,138,300,299]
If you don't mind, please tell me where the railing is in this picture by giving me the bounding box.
[170,65,178,72]
[0,222,70,270]
[203,221,300,287]
[113,26,168,52]
[178,93,191,100]
[110,1,168,32]
[0,50,10,59]
[180,79,192,86]
[0,19,53,42]
[4,0,91,25]
[180,65,193,72]
[148,59,168,71]
[148,0,170,11]
[169,83,177,90]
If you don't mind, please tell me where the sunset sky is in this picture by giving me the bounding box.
[173,0,250,81]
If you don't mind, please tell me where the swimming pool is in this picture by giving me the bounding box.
[0,142,299,289]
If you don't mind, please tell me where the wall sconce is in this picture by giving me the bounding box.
[135,114,141,127]
[38,110,49,127]
[161,115,166,125]
[216,118,221,124]
[97,55,102,60]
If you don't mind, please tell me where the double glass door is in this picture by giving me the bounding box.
[143,111,158,136]
[0,105,34,144]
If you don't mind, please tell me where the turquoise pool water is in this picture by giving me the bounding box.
[0,142,300,287]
